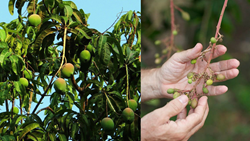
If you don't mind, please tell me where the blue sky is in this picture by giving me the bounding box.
[0,0,141,119]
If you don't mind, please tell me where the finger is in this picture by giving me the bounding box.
[185,103,209,140]
[203,45,227,61]
[172,43,203,63]
[210,59,240,72]
[206,85,228,96]
[157,95,188,124]
[177,108,187,120]
[184,96,208,130]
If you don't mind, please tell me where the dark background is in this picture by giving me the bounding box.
[141,0,250,140]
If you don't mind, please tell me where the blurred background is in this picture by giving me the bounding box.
[141,0,250,140]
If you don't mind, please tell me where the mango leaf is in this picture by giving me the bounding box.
[8,0,15,15]
[9,55,19,75]
[64,5,73,18]
[34,28,57,54]
[63,1,77,9]
[43,15,63,24]
[74,25,92,39]
[58,134,67,141]
[0,135,15,141]
[19,123,40,140]
[72,9,85,25]
[0,29,6,41]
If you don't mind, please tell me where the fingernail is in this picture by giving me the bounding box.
[178,95,188,104]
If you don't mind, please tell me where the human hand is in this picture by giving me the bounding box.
[141,95,209,141]
[155,43,239,99]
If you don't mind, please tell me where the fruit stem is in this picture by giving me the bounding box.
[168,0,175,59]
[125,64,130,104]
[32,27,68,114]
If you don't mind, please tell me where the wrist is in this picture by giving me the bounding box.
[141,68,162,102]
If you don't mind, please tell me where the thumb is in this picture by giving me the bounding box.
[173,43,203,63]
[158,95,189,123]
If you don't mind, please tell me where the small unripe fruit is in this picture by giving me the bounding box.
[154,40,161,45]
[101,117,114,132]
[191,98,198,109]
[203,87,209,94]
[162,49,168,54]
[172,30,178,35]
[24,70,33,80]
[155,53,160,58]
[28,14,42,26]
[61,63,74,78]
[12,107,19,114]
[181,11,190,21]
[210,37,217,44]
[188,99,192,105]
[122,108,135,124]
[167,88,175,94]
[86,44,95,55]
[206,79,213,86]
[20,78,29,87]
[187,72,194,79]
[128,99,137,111]
[80,50,91,63]
[173,92,180,99]
[155,58,161,64]
[216,74,225,80]
[54,78,66,93]
[191,59,197,64]
[188,79,192,84]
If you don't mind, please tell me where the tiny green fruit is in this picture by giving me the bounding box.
[210,37,217,44]
[167,88,175,94]
[13,107,19,114]
[187,72,194,79]
[191,98,198,109]
[20,78,29,87]
[191,59,197,64]
[172,30,178,35]
[203,87,209,94]
[24,70,33,80]
[155,58,161,64]
[155,53,160,58]
[61,63,74,78]
[206,79,213,86]
[188,79,192,84]
[162,49,168,54]
[28,14,42,26]
[101,117,114,132]
[188,100,192,105]
[128,99,137,111]
[173,92,180,99]
[154,40,161,45]
[216,74,225,80]
[80,50,91,63]
[54,78,66,93]
[122,108,135,124]
[181,11,190,21]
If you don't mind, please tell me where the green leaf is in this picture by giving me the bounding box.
[64,5,73,19]
[0,42,9,50]
[8,0,15,15]
[101,43,111,65]
[13,81,21,94]
[63,1,77,9]
[34,28,56,54]
[107,36,124,65]
[73,25,92,39]
[9,55,19,75]
[19,123,40,140]
[43,15,63,24]
[0,135,15,141]
[72,9,85,25]
[0,29,6,41]
[58,134,67,141]
[71,123,78,139]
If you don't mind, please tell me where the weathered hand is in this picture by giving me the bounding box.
[141,95,209,141]
[156,43,239,99]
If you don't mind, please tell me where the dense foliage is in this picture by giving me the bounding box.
[0,0,141,140]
